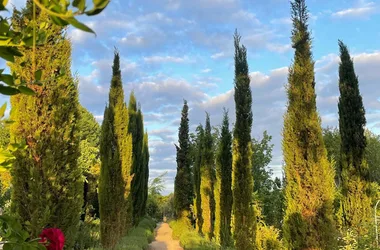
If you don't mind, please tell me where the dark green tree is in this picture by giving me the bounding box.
[192,124,204,233]
[99,51,133,248]
[214,110,233,246]
[128,94,146,224]
[200,113,215,240]
[9,6,82,248]
[337,40,371,233]
[282,0,337,249]
[232,31,256,249]
[174,100,193,220]
[141,131,150,218]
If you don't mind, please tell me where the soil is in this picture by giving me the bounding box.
[149,222,183,250]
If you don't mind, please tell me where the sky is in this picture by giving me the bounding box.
[5,0,380,194]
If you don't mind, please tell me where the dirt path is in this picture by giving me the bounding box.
[149,222,183,250]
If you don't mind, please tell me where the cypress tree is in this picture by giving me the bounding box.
[174,100,193,219]
[232,31,256,249]
[141,131,150,217]
[337,40,371,233]
[129,94,145,224]
[99,51,133,248]
[9,5,81,248]
[282,1,336,249]
[214,110,233,246]
[193,124,204,233]
[200,113,215,240]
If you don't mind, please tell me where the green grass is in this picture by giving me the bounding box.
[114,217,156,250]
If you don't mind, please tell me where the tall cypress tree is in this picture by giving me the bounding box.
[141,131,150,217]
[200,113,215,240]
[9,5,81,248]
[214,110,233,246]
[282,1,336,249]
[337,40,371,233]
[130,105,146,223]
[99,51,133,248]
[193,124,204,233]
[232,31,256,249]
[174,100,193,219]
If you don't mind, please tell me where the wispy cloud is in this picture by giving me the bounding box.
[143,55,189,63]
[332,2,376,18]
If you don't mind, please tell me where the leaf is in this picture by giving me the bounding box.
[67,17,95,34]
[0,0,8,10]
[50,15,69,26]
[86,0,109,16]
[73,0,86,12]
[0,84,19,95]
[4,120,14,124]
[0,149,15,163]
[0,74,14,85]
[0,102,6,118]
[18,86,35,95]
[34,69,42,81]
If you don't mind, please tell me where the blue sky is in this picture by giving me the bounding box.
[6,0,380,193]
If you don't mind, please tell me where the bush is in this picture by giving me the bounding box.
[256,222,283,250]
[170,218,220,250]
[75,215,101,249]
[114,217,156,250]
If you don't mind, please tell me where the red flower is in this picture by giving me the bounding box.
[39,228,65,250]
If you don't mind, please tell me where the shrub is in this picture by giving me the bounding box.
[256,222,283,250]
[75,217,101,250]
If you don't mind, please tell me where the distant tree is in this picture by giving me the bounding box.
[9,5,82,247]
[78,106,101,147]
[337,40,371,234]
[232,31,256,249]
[200,113,215,240]
[141,131,150,217]
[99,51,133,248]
[174,100,193,220]
[252,131,284,230]
[214,110,233,246]
[282,0,337,248]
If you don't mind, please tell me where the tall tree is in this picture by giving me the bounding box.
[193,124,204,233]
[174,100,193,219]
[214,110,233,246]
[232,31,256,249]
[282,0,337,249]
[130,104,146,223]
[9,5,82,248]
[99,51,133,248]
[141,131,150,218]
[200,113,215,240]
[337,40,371,233]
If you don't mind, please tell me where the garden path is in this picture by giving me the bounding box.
[149,222,183,250]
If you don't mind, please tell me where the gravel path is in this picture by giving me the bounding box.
[149,222,183,250]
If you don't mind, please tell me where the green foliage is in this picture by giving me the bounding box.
[174,100,193,219]
[9,8,82,248]
[200,113,215,240]
[0,0,109,96]
[337,40,371,234]
[115,217,156,250]
[129,93,148,224]
[252,131,284,230]
[214,110,232,246]
[282,1,337,249]
[256,222,283,250]
[192,124,204,233]
[170,219,219,250]
[232,30,256,249]
[99,50,133,249]
[75,213,101,250]
[0,215,45,250]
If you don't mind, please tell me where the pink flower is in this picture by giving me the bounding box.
[39,228,65,250]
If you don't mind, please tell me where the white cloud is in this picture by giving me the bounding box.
[211,52,225,59]
[143,56,188,64]
[267,43,292,53]
[201,68,212,73]
[332,2,376,18]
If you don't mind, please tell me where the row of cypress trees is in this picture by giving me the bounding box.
[99,50,150,249]
[7,2,150,249]
[174,0,374,249]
